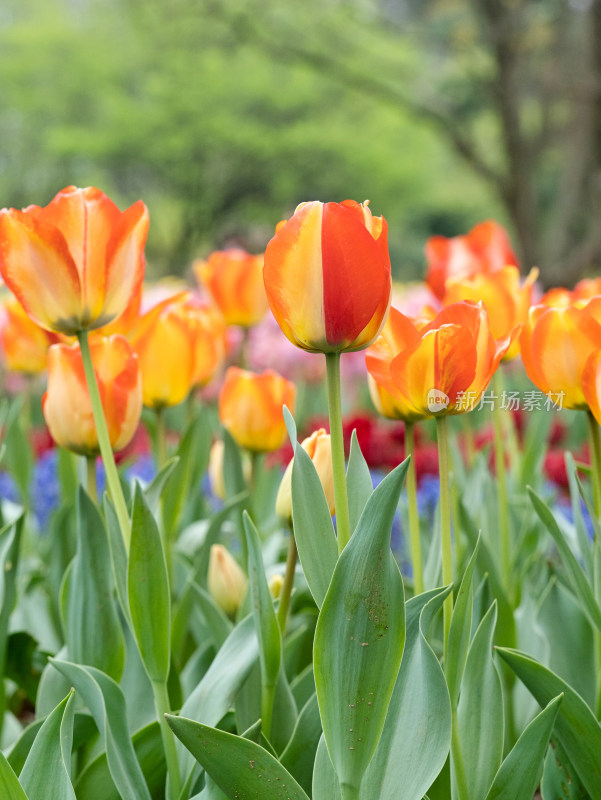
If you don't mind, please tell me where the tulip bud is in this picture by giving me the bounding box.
[268,574,283,599]
[275,428,335,522]
[207,545,248,617]
[208,439,251,500]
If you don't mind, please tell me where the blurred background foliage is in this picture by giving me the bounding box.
[0,0,599,285]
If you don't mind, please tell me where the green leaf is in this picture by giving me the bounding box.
[291,441,338,608]
[346,430,373,533]
[280,693,322,794]
[362,587,452,800]
[541,737,589,800]
[528,487,601,633]
[222,428,248,499]
[485,695,562,800]
[566,453,594,577]
[103,495,129,619]
[128,484,171,684]
[0,751,27,800]
[65,488,124,679]
[498,648,601,799]
[314,461,408,794]
[51,659,152,800]
[457,603,503,800]
[166,715,310,800]
[144,457,179,519]
[312,735,341,800]
[19,690,76,800]
[0,515,24,727]
[7,712,96,776]
[75,722,166,800]
[445,538,480,708]
[190,582,232,648]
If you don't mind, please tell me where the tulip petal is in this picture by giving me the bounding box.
[0,210,83,333]
[583,351,601,425]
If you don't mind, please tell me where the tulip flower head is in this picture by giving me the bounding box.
[194,248,268,328]
[218,367,296,452]
[0,186,149,335]
[42,335,142,456]
[263,200,391,353]
[275,428,335,521]
[366,302,510,418]
[207,544,248,617]
[426,220,518,301]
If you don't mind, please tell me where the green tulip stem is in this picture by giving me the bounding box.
[587,410,601,519]
[152,680,182,800]
[276,526,298,633]
[85,455,98,505]
[325,352,351,554]
[493,370,511,593]
[451,708,470,800]
[436,415,453,654]
[261,682,276,741]
[77,330,131,550]
[155,406,167,470]
[405,422,424,595]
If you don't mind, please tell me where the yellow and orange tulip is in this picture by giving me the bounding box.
[0,296,61,374]
[0,186,149,335]
[425,220,518,301]
[275,428,334,521]
[442,265,537,360]
[218,367,296,452]
[263,200,391,353]
[194,248,268,328]
[366,302,510,418]
[520,300,601,410]
[42,335,142,456]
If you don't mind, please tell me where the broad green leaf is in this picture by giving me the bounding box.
[222,428,247,499]
[75,722,166,800]
[243,512,281,698]
[128,484,171,684]
[457,603,503,800]
[0,515,24,735]
[290,664,315,710]
[485,694,562,800]
[314,461,408,794]
[144,457,179,519]
[7,712,96,776]
[280,693,322,794]
[283,405,297,446]
[541,737,589,800]
[362,587,452,800]
[346,430,373,533]
[65,488,124,679]
[270,664,298,755]
[291,442,338,608]
[528,487,601,633]
[445,538,480,708]
[20,690,76,800]
[166,716,310,800]
[190,582,232,647]
[566,453,594,577]
[0,751,27,800]
[103,495,129,618]
[51,659,152,800]
[498,648,601,799]
[312,735,341,800]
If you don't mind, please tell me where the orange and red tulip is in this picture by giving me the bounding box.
[263,200,391,353]
[520,299,601,410]
[442,265,537,360]
[194,248,268,328]
[426,220,518,300]
[218,367,296,452]
[0,186,149,335]
[42,335,142,456]
[366,302,510,418]
[0,296,61,374]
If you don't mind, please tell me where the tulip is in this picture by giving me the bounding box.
[194,248,268,328]
[520,299,601,410]
[207,544,248,617]
[426,220,518,300]
[0,296,61,374]
[218,367,296,452]
[275,428,334,521]
[42,335,142,456]
[442,266,538,360]
[263,200,391,353]
[0,186,149,335]
[367,303,510,419]
[208,438,251,500]
[129,293,225,409]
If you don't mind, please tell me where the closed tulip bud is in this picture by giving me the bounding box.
[0,186,149,334]
[0,295,61,374]
[42,335,142,456]
[275,428,335,521]
[207,544,248,617]
[208,438,251,500]
[194,248,268,327]
[263,200,391,353]
[218,367,296,452]
[268,574,284,599]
